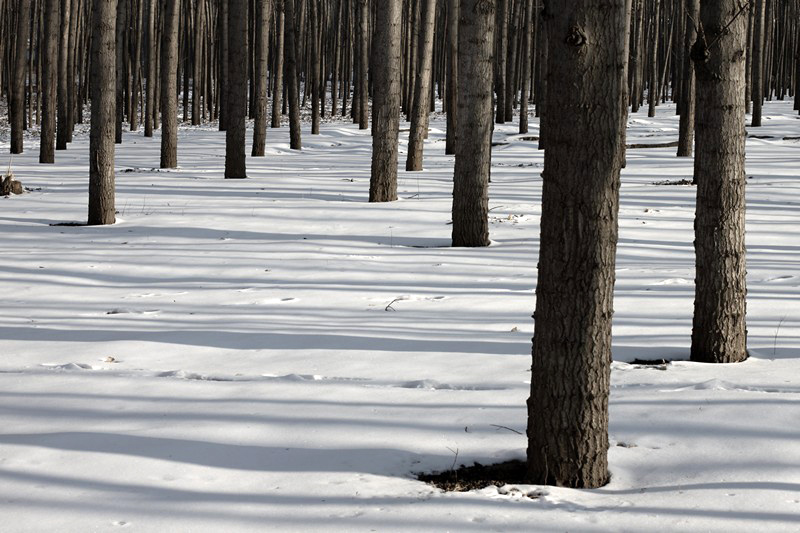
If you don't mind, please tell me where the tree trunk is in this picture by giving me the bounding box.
[751,0,765,126]
[252,0,270,155]
[369,0,401,203]
[284,0,302,149]
[677,0,698,157]
[271,0,284,128]
[160,0,180,168]
[527,0,630,489]
[494,0,506,123]
[444,0,459,155]
[405,0,436,171]
[115,0,127,143]
[518,0,531,134]
[88,0,117,225]
[225,0,247,177]
[39,0,59,162]
[647,0,660,117]
[357,0,369,129]
[450,0,494,248]
[310,0,321,134]
[144,0,156,136]
[690,0,748,364]
[10,0,31,154]
[56,0,73,149]
[218,0,228,130]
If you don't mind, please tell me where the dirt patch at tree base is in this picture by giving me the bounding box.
[417,459,528,492]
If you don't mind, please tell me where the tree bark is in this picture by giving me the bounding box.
[518,0,531,134]
[284,0,302,149]
[252,0,270,155]
[144,0,156,137]
[10,0,31,154]
[405,0,436,171]
[444,0,459,155]
[56,0,73,149]
[450,0,494,248]
[751,0,765,126]
[690,0,748,364]
[39,0,59,162]
[357,0,369,129]
[271,0,285,128]
[88,0,117,225]
[527,0,630,488]
[160,0,180,168]
[494,0,506,123]
[677,0,698,157]
[369,0,402,203]
[225,0,248,177]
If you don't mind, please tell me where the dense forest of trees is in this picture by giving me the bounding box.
[2,0,797,489]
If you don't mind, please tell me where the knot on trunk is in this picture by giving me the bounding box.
[565,26,586,47]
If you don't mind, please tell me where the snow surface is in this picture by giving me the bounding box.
[1,101,799,532]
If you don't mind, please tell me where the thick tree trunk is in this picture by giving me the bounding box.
[284,0,301,149]
[677,0,698,157]
[690,0,748,364]
[369,0,401,203]
[225,0,247,177]
[252,0,270,155]
[450,0,493,248]
[160,0,180,168]
[405,0,436,171]
[39,0,59,163]
[527,0,630,489]
[10,0,31,154]
[88,0,117,226]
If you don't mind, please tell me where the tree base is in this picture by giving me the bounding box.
[1,173,23,195]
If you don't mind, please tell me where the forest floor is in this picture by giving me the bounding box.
[1,101,798,532]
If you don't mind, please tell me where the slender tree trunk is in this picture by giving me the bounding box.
[527,0,630,489]
[751,0,765,126]
[56,0,72,149]
[690,0,748,364]
[225,0,247,177]
[115,0,127,143]
[218,0,228,130]
[10,0,31,154]
[518,0,531,134]
[357,0,369,129]
[494,0,506,123]
[405,0,436,171]
[252,0,270,154]
[160,0,180,168]
[444,0,459,155]
[88,0,117,225]
[39,0,59,162]
[144,0,156,136]
[647,0,660,117]
[284,0,301,149]
[450,0,494,247]
[677,0,698,157]
[369,0,401,203]
[271,0,284,128]
[310,0,321,134]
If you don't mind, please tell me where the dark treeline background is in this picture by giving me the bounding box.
[4,0,800,157]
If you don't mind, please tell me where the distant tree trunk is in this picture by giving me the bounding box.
[88,0,117,226]
[271,0,285,128]
[647,0,660,117]
[405,0,436,171]
[115,0,127,143]
[494,0,506,123]
[369,0,402,203]
[144,0,156,137]
[690,0,748,364]
[218,0,229,130]
[39,0,59,163]
[357,0,369,129]
[518,0,532,134]
[751,0,765,126]
[310,0,321,134]
[192,0,205,125]
[444,0,459,155]
[451,0,493,248]
[160,0,180,168]
[252,0,270,155]
[56,0,73,150]
[284,0,302,149]
[527,0,630,489]
[677,0,698,157]
[10,0,32,154]
[225,0,247,177]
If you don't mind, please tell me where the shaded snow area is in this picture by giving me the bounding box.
[2,101,799,532]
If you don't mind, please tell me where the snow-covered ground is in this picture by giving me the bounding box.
[1,101,798,532]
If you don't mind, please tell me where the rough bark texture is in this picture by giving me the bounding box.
[252,0,271,155]
[271,0,285,129]
[10,0,32,154]
[160,0,180,168]
[518,0,532,134]
[494,0,506,124]
[88,0,117,226]
[369,0,402,202]
[39,0,60,163]
[527,0,630,489]
[405,0,437,171]
[677,0,699,156]
[225,0,248,177]
[144,0,156,137]
[690,0,748,364]
[450,0,494,248]
[285,0,302,149]
[57,0,73,150]
[357,0,369,129]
